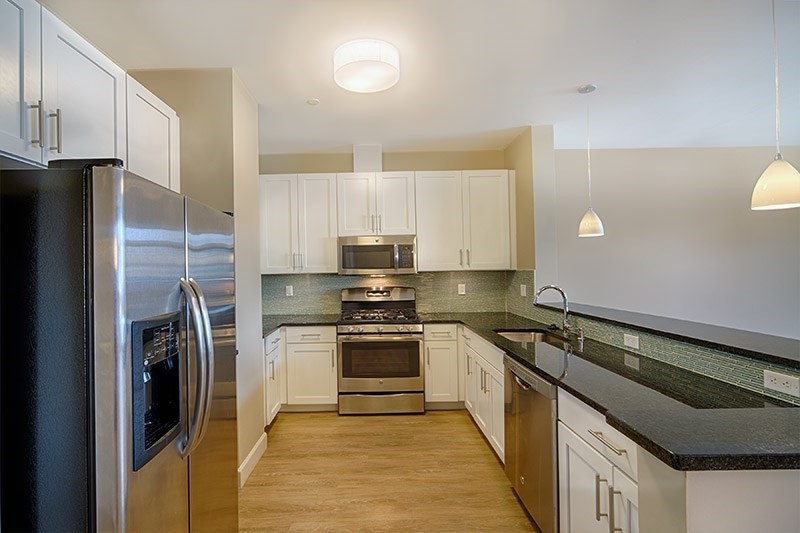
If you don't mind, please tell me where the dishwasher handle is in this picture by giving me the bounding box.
[512,373,532,391]
[506,357,557,399]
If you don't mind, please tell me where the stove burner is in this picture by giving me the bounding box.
[340,309,419,323]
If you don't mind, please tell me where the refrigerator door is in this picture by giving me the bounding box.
[92,167,190,532]
[186,197,238,532]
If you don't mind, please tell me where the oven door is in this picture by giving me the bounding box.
[337,335,424,393]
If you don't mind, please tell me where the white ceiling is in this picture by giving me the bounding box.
[40,0,800,154]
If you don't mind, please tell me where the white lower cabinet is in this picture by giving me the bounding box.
[612,466,639,533]
[461,327,504,462]
[424,324,459,403]
[263,328,283,425]
[285,326,337,405]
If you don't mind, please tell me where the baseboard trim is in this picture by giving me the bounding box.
[238,431,267,488]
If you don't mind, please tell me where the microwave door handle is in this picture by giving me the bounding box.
[394,244,400,270]
[189,278,215,450]
[179,278,208,459]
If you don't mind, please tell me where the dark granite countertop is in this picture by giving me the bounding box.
[539,302,800,369]
[263,312,800,471]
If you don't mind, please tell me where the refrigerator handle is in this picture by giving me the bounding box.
[180,278,208,459]
[190,278,215,449]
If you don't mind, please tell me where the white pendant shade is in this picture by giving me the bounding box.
[751,155,800,210]
[578,207,605,237]
[334,39,400,93]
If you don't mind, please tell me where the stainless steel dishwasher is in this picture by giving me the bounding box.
[505,355,558,533]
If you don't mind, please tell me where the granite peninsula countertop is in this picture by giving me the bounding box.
[262,312,800,471]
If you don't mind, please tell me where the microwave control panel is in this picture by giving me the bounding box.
[397,245,415,268]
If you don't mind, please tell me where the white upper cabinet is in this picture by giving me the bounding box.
[260,173,337,274]
[416,170,511,271]
[462,170,511,270]
[0,0,42,164]
[41,8,126,163]
[337,171,415,236]
[126,75,180,192]
[415,171,464,271]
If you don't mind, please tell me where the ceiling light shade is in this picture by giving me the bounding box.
[334,39,400,93]
[578,207,605,237]
[751,154,800,210]
[751,0,799,210]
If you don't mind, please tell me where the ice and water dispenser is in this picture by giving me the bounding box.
[131,312,182,470]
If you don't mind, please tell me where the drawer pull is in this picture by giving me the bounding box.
[595,474,609,521]
[301,333,321,338]
[430,331,452,337]
[588,430,627,456]
[271,337,280,344]
[609,487,622,533]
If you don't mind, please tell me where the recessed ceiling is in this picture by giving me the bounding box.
[39,0,800,154]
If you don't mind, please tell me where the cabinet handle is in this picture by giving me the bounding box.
[30,100,44,147]
[588,430,627,456]
[370,214,375,232]
[466,354,471,375]
[430,331,451,337]
[271,337,280,345]
[301,333,321,338]
[378,214,382,233]
[481,369,486,392]
[331,348,335,368]
[459,249,463,266]
[595,474,609,522]
[609,487,622,533]
[299,253,304,271]
[426,347,431,366]
[270,360,275,380]
[466,249,471,266]
[49,108,62,153]
[291,253,296,269]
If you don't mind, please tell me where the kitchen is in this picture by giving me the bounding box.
[1,1,799,532]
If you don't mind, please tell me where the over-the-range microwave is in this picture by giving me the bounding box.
[337,235,417,275]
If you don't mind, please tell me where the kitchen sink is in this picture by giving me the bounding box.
[495,330,568,344]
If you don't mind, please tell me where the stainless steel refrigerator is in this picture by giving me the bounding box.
[1,160,238,531]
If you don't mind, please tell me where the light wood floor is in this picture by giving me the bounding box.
[238,410,535,532]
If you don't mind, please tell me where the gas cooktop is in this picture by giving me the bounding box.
[339,309,420,324]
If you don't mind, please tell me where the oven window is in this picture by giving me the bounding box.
[340,340,421,378]
[341,245,395,270]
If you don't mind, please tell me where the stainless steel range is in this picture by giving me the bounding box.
[337,287,425,414]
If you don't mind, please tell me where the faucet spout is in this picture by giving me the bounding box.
[534,285,571,334]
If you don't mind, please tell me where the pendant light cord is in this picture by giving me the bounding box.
[773,0,782,155]
[586,99,593,208]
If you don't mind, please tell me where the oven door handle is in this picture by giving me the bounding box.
[338,335,423,342]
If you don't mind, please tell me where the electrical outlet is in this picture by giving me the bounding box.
[624,354,640,371]
[285,285,294,297]
[623,334,640,350]
[763,370,800,397]
[457,284,466,295]
[520,284,527,297]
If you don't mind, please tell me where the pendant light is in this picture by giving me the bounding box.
[751,0,800,210]
[578,84,605,237]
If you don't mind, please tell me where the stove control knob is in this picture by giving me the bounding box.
[397,325,405,332]
[377,326,384,333]
[357,327,365,333]
[348,326,355,333]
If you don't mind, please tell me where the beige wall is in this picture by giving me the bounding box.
[504,127,535,269]
[231,72,265,472]
[259,150,505,174]
[542,145,800,338]
[130,68,235,212]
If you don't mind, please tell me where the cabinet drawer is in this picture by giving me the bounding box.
[424,323,458,341]
[285,326,336,344]
[265,328,282,355]
[462,327,504,372]
[558,388,638,481]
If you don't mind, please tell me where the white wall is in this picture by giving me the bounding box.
[543,146,800,338]
[232,72,266,481]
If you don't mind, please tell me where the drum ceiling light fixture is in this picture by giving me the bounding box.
[334,39,400,93]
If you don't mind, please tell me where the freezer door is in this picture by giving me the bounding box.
[91,167,189,532]
[186,197,238,532]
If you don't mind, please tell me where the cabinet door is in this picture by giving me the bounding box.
[0,0,42,163]
[612,468,639,533]
[41,8,126,163]
[126,75,180,191]
[264,349,281,425]
[488,368,505,462]
[286,343,337,404]
[337,172,376,235]
[297,173,337,272]
[558,421,614,533]
[464,344,478,415]
[376,171,415,235]
[260,175,298,273]
[462,170,510,270]
[424,340,459,402]
[415,171,464,271]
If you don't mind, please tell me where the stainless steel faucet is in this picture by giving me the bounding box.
[534,285,572,334]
